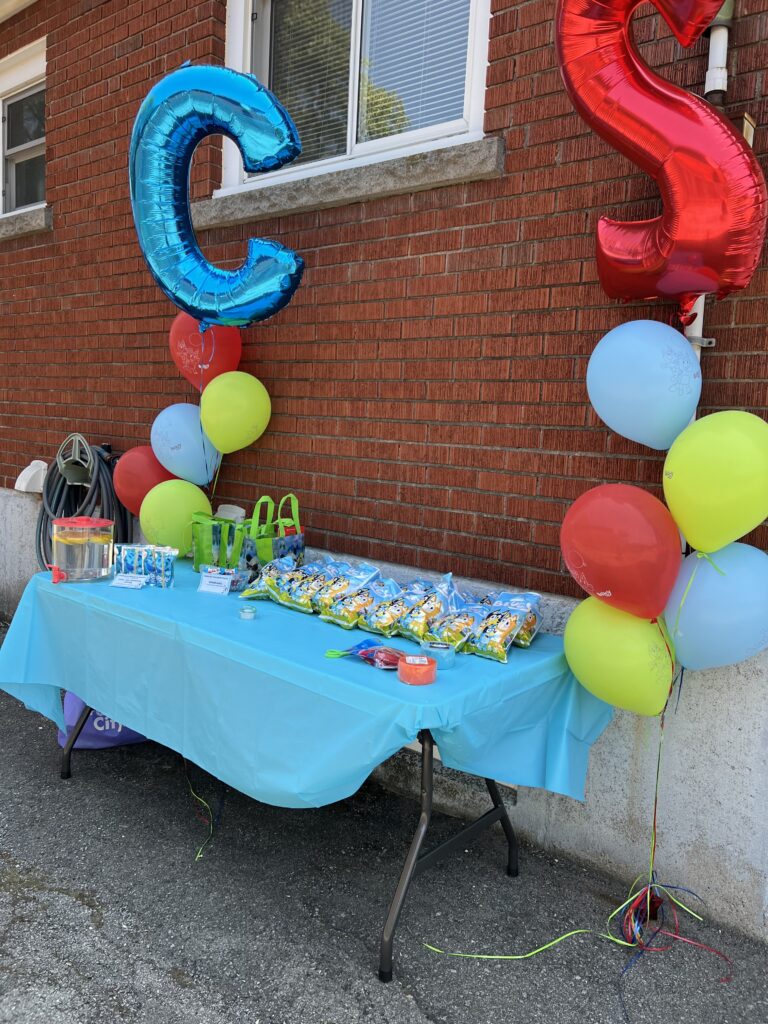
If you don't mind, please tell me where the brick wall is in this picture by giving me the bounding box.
[0,0,766,596]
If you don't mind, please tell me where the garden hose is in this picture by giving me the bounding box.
[35,434,132,571]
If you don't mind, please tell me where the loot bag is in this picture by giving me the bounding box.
[311,561,380,615]
[247,493,305,568]
[56,692,145,751]
[397,573,466,642]
[359,580,424,637]
[191,513,246,571]
[466,608,525,663]
[427,604,488,651]
[488,592,542,648]
[240,554,297,599]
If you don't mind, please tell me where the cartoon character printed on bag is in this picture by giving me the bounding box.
[369,596,410,632]
[399,592,446,640]
[313,575,353,614]
[429,607,482,649]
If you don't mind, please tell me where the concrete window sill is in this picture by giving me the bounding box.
[0,205,52,242]
[191,136,505,231]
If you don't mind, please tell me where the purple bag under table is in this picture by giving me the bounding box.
[56,691,145,750]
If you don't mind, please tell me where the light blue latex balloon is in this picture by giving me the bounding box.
[150,403,221,486]
[664,543,768,670]
[129,64,304,328]
[586,320,702,450]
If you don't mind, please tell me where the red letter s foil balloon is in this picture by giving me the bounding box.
[556,0,768,322]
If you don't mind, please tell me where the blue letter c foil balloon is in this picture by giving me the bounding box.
[129,64,304,328]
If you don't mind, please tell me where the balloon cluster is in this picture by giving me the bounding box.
[114,65,304,552]
[562,320,768,715]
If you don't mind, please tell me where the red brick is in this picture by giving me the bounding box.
[1,0,767,594]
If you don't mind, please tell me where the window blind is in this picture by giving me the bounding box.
[269,0,353,164]
[357,0,471,143]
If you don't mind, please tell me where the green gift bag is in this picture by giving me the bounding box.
[242,493,304,570]
[191,512,247,571]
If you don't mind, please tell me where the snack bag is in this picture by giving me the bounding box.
[359,581,423,637]
[151,546,179,589]
[268,559,341,612]
[322,586,379,629]
[465,609,525,663]
[487,592,542,648]
[427,604,487,651]
[240,554,297,600]
[311,562,380,615]
[114,543,149,577]
[396,573,465,642]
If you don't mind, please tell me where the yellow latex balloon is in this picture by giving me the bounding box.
[564,598,674,717]
[200,371,271,454]
[140,480,212,554]
[663,411,768,553]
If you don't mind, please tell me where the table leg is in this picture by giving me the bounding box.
[60,704,94,780]
[379,729,434,982]
[378,732,519,982]
[486,778,519,877]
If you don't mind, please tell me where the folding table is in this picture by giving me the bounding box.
[0,564,612,980]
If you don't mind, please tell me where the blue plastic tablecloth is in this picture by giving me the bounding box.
[0,563,612,808]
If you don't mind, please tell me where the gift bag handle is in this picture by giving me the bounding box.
[250,496,275,538]
[276,493,301,537]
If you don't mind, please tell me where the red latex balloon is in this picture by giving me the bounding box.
[560,484,682,619]
[555,0,768,323]
[114,446,176,517]
[169,312,242,391]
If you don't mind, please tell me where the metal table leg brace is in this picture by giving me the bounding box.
[60,703,94,780]
[378,730,518,982]
[59,719,515,980]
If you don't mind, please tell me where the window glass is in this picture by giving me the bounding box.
[13,153,45,207]
[269,0,353,164]
[6,88,45,150]
[357,0,471,143]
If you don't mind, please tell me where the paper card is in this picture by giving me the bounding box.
[111,574,148,589]
[197,574,232,595]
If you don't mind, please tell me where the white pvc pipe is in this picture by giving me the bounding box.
[683,294,706,362]
[705,24,729,98]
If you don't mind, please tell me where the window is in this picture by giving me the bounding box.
[4,85,45,211]
[221,0,489,192]
[0,38,46,217]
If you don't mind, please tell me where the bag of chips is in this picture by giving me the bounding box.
[465,608,525,663]
[396,574,466,642]
[240,554,297,600]
[311,562,380,616]
[486,591,542,648]
[359,581,426,637]
[321,576,395,629]
[427,604,488,651]
[266,559,344,612]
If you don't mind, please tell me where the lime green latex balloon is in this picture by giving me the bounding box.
[663,411,768,553]
[200,371,271,454]
[564,598,674,717]
[140,480,212,554]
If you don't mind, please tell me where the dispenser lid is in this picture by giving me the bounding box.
[53,516,114,529]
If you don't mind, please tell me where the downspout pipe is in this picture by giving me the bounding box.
[685,1,735,354]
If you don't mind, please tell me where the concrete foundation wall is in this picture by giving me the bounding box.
[2,488,766,942]
[0,488,42,619]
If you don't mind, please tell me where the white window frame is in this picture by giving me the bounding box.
[0,37,45,218]
[219,0,491,197]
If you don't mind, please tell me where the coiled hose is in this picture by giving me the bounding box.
[35,440,132,571]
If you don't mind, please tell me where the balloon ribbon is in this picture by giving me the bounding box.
[425,693,732,993]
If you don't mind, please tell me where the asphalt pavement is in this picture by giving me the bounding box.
[0,656,766,1024]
